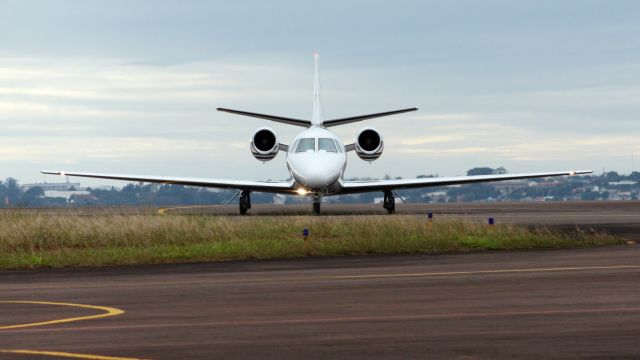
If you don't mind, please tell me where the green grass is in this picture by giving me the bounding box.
[0,213,622,269]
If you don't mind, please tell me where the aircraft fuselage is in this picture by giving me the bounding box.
[286,126,347,195]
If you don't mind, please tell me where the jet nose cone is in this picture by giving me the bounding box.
[292,162,339,189]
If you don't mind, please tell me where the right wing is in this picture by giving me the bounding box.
[41,170,297,194]
[217,108,312,127]
[340,170,592,194]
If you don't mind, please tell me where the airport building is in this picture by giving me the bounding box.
[21,182,82,192]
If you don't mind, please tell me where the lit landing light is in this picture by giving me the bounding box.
[296,188,308,195]
[59,171,66,176]
[569,171,576,176]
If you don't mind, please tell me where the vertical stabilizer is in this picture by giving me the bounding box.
[312,53,322,126]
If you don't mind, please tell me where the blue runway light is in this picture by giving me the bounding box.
[303,228,309,238]
[488,217,495,225]
[427,212,433,220]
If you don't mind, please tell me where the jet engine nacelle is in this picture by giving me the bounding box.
[355,127,384,161]
[250,127,280,161]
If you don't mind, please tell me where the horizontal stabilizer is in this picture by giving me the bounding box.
[322,108,418,127]
[217,108,312,127]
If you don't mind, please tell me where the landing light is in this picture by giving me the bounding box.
[296,188,308,195]
[569,171,576,176]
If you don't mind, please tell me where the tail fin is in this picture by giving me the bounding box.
[312,53,322,126]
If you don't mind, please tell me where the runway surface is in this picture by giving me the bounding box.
[1,245,640,359]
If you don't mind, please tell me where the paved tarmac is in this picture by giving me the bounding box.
[1,245,640,359]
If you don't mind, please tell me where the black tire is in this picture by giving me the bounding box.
[313,202,321,215]
[384,192,395,214]
[386,201,395,214]
[239,191,251,215]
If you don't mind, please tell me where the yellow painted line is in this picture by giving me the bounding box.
[0,301,124,330]
[157,205,215,215]
[0,349,146,360]
[333,265,640,279]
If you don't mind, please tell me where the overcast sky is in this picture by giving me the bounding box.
[0,0,638,186]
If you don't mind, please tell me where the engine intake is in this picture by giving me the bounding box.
[355,127,383,161]
[250,127,280,161]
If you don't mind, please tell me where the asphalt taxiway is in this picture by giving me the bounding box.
[1,245,640,359]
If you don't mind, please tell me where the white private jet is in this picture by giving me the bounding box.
[42,54,591,214]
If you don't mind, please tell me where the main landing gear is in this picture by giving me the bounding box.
[239,190,251,215]
[312,193,322,215]
[383,190,395,214]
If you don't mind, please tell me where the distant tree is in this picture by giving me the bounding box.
[603,171,622,182]
[495,166,507,174]
[24,186,44,198]
[581,190,599,201]
[447,184,500,202]
[466,167,495,176]
[3,177,22,206]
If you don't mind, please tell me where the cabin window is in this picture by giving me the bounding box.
[295,138,315,153]
[318,138,337,152]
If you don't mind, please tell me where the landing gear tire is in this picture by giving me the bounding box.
[239,191,251,215]
[312,193,321,215]
[383,190,395,214]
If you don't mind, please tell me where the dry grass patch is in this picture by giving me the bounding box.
[0,213,622,269]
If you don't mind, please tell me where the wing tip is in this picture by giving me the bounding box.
[41,170,64,175]
[572,170,593,175]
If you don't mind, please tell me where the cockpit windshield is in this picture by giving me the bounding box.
[295,138,315,153]
[318,138,337,152]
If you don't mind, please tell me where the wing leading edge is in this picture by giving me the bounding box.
[340,170,592,194]
[40,171,297,194]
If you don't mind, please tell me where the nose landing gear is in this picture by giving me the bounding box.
[312,193,322,215]
[239,190,251,215]
[383,190,395,214]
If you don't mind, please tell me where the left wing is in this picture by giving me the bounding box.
[41,171,296,194]
[340,170,592,194]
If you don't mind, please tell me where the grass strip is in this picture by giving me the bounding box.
[0,214,622,269]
